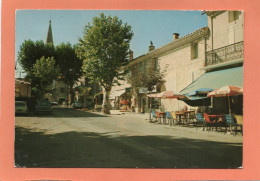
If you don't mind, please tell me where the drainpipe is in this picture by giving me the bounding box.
[204,38,207,66]
[211,16,214,63]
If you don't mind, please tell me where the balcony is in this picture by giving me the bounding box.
[205,41,243,67]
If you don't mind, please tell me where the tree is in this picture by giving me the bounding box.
[17,40,55,76]
[55,43,83,104]
[17,40,56,96]
[76,13,134,114]
[17,40,83,101]
[127,58,165,113]
[32,56,60,97]
[77,86,92,109]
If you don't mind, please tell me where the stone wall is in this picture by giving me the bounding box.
[159,39,206,112]
[207,11,244,50]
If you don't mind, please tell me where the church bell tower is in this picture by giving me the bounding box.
[45,20,53,45]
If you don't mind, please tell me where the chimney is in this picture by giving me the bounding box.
[149,41,155,52]
[173,33,180,41]
[129,50,133,61]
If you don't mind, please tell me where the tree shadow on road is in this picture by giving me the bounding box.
[15,126,242,168]
[15,108,108,118]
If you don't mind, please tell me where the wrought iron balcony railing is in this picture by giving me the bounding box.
[205,41,243,66]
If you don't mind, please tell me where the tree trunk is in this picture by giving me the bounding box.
[102,86,111,114]
[132,88,140,113]
[83,94,87,109]
[70,82,74,105]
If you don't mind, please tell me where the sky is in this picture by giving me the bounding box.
[15,10,208,77]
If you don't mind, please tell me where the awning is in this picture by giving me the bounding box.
[109,89,126,99]
[182,97,211,107]
[180,66,243,95]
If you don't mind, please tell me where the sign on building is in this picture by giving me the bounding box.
[139,87,148,94]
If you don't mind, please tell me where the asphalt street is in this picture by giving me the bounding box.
[15,106,243,168]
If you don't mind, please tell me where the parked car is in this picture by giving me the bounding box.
[50,101,58,105]
[15,101,28,115]
[34,100,52,114]
[72,101,82,109]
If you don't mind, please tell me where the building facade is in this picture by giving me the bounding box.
[180,11,244,115]
[122,27,209,113]
[110,10,244,115]
[15,78,31,98]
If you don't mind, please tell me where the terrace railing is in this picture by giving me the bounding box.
[205,41,243,66]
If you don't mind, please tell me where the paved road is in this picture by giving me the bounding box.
[15,107,243,168]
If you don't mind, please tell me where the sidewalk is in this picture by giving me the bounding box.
[109,110,243,140]
[110,110,149,119]
[79,109,243,139]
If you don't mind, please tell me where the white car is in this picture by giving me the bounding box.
[72,101,83,109]
[15,101,28,115]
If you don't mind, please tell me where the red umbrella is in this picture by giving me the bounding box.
[147,93,159,98]
[147,91,185,122]
[157,90,186,99]
[207,85,243,113]
[207,86,243,97]
[120,100,128,105]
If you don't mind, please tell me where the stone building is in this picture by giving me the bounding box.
[124,27,209,113]
[110,10,244,114]
[180,11,244,114]
[15,78,31,98]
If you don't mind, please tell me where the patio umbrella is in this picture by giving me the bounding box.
[157,90,186,99]
[147,93,159,98]
[187,88,214,97]
[207,85,243,113]
[178,88,213,107]
[147,91,185,122]
[180,96,211,107]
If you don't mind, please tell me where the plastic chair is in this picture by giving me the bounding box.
[196,113,206,130]
[170,111,177,126]
[151,110,158,122]
[225,114,238,135]
[235,115,243,135]
[166,111,172,125]
[203,113,217,131]
[156,112,164,124]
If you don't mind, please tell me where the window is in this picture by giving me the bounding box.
[139,62,143,72]
[228,11,241,23]
[154,58,158,71]
[60,87,64,93]
[191,43,198,60]
[139,61,147,74]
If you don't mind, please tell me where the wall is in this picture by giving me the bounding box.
[15,84,31,98]
[159,39,206,112]
[51,80,68,102]
[207,11,244,50]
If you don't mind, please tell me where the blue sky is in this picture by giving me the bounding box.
[15,10,208,77]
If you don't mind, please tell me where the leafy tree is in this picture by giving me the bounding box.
[17,40,55,76]
[77,86,92,109]
[127,58,165,113]
[139,60,165,92]
[32,57,60,97]
[17,40,56,96]
[55,43,83,104]
[17,40,83,101]
[76,13,134,114]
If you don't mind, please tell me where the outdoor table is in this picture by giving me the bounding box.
[184,110,195,124]
[208,114,225,131]
[208,114,225,122]
[158,112,166,124]
[175,112,186,125]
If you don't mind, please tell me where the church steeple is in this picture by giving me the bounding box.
[45,20,53,45]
